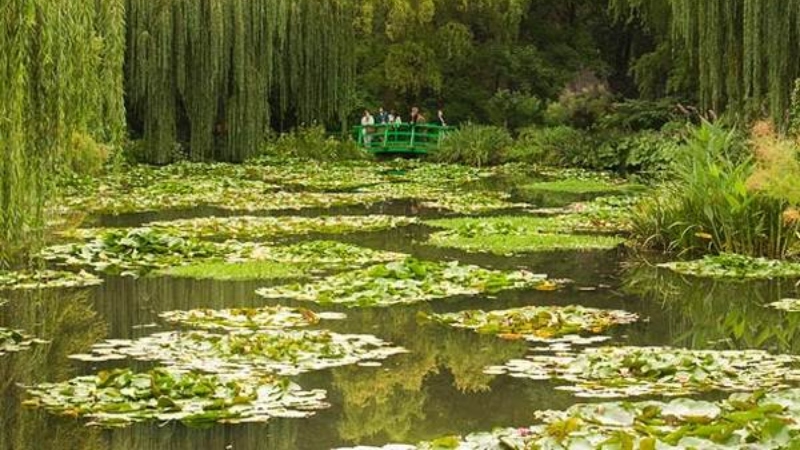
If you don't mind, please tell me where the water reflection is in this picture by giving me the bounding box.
[0,289,106,450]
[623,263,800,353]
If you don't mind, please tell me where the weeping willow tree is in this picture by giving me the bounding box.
[611,0,800,125]
[0,0,126,265]
[126,0,356,163]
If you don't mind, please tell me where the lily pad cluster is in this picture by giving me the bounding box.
[160,306,346,331]
[241,240,407,269]
[41,228,225,276]
[256,258,553,307]
[770,298,800,312]
[420,191,530,214]
[344,389,800,450]
[145,215,418,240]
[0,328,48,356]
[71,329,407,376]
[659,253,800,279]
[486,346,800,398]
[24,368,328,428]
[426,216,624,255]
[0,269,102,290]
[422,305,638,345]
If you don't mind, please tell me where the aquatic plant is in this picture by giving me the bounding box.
[517,179,645,196]
[256,258,553,308]
[344,389,800,449]
[160,306,345,331]
[659,253,800,280]
[427,227,624,255]
[159,260,312,281]
[0,329,47,356]
[24,368,328,428]
[0,270,102,291]
[71,329,406,376]
[770,298,800,312]
[41,228,223,276]
[240,241,407,268]
[629,122,799,258]
[422,306,638,346]
[146,215,418,240]
[420,191,529,214]
[486,346,800,398]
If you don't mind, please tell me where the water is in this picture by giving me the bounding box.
[2,199,800,449]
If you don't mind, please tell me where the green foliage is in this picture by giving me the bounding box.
[160,260,310,282]
[63,132,111,176]
[660,253,800,280]
[506,126,591,166]
[544,88,615,129]
[617,0,800,127]
[597,98,680,131]
[257,258,550,307]
[0,0,125,264]
[485,89,544,131]
[263,126,367,162]
[629,121,800,258]
[24,368,329,427]
[434,124,513,167]
[423,305,638,343]
[126,0,357,163]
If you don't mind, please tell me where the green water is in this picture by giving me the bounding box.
[2,200,800,449]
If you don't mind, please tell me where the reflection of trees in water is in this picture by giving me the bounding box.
[331,306,528,443]
[107,420,298,450]
[0,289,106,450]
[623,264,800,353]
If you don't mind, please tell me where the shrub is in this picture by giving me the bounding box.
[263,125,366,161]
[597,99,680,132]
[543,87,615,129]
[434,124,513,167]
[506,126,590,166]
[629,121,799,258]
[62,132,110,176]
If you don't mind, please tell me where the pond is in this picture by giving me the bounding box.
[2,161,800,449]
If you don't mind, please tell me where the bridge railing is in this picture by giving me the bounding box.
[352,123,455,154]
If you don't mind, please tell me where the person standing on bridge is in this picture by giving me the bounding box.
[361,109,375,144]
[409,107,425,125]
[437,109,446,126]
[377,107,390,124]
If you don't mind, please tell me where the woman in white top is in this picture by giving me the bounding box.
[361,110,375,144]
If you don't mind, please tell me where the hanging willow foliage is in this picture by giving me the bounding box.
[612,0,800,126]
[0,0,126,265]
[125,0,356,163]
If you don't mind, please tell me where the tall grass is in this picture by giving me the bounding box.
[630,121,800,258]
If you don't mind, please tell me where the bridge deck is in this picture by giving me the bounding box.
[353,123,453,155]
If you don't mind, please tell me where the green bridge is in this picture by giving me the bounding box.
[353,123,454,155]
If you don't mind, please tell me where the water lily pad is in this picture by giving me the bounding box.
[422,305,638,346]
[160,306,345,331]
[659,253,800,280]
[72,329,407,376]
[144,215,418,240]
[256,258,554,308]
[0,269,102,290]
[24,368,328,428]
[340,389,800,449]
[41,228,225,276]
[769,298,800,312]
[239,241,407,269]
[487,346,800,397]
[0,328,48,356]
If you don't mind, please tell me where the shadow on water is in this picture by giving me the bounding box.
[8,196,800,449]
